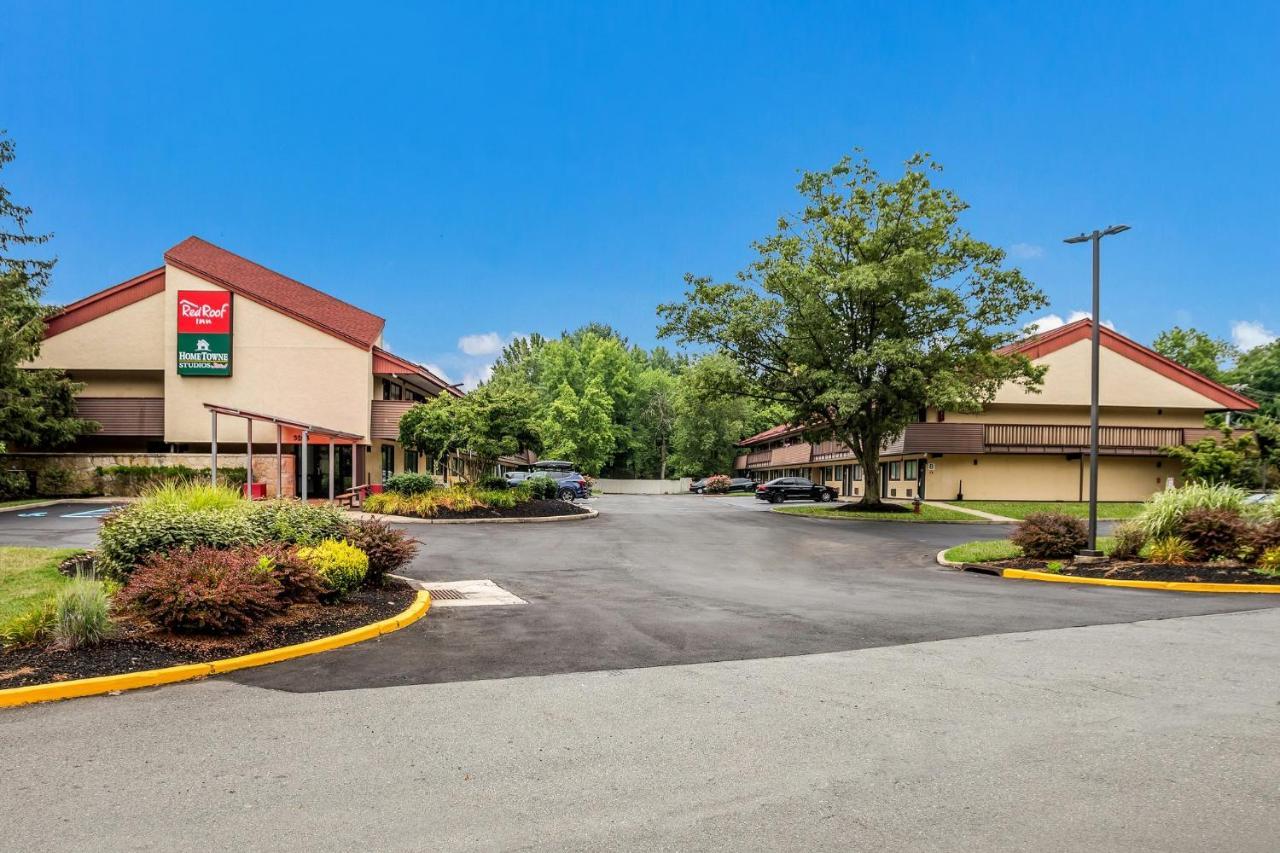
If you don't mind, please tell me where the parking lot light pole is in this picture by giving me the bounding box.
[1063,223,1130,557]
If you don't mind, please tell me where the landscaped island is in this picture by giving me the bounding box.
[945,484,1280,587]
[361,474,590,521]
[0,484,420,690]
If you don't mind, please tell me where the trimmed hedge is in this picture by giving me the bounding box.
[296,539,368,599]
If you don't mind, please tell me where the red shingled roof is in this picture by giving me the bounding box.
[165,237,385,348]
[738,423,802,447]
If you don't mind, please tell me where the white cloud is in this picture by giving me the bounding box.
[457,332,504,356]
[461,363,495,391]
[1009,242,1044,259]
[1231,320,1276,352]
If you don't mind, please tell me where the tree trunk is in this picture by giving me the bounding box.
[858,436,882,506]
[659,439,668,480]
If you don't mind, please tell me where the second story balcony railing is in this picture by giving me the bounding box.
[370,399,416,440]
[983,423,1186,454]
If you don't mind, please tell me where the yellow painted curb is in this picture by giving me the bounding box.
[0,590,432,709]
[1002,568,1280,594]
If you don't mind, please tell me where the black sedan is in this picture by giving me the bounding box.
[754,476,838,504]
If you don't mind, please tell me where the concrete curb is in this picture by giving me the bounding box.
[1000,568,1280,594]
[351,507,598,525]
[0,590,432,709]
[771,507,984,524]
[936,549,965,568]
[0,497,138,514]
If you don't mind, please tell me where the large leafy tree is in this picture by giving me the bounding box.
[0,133,95,452]
[398,383,540,475]
[628,367,679,479]
[1153,326,1237,383]
[671,355,785,477]
[537,379,615,474]
[659,152,1047,505]
[1231,340,1280,421]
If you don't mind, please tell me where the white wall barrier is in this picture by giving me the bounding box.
[595,478,693,495]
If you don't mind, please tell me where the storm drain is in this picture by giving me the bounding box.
[391,577,527,607]
[424,588,468,601]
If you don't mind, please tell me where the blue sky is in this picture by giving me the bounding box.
[4,1,1277,386]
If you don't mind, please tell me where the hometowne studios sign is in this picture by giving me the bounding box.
[176,290,233,376]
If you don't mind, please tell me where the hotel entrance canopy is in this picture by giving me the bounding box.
[203,403,365,501]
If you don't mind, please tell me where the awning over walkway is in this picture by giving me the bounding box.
[203,403,366,501]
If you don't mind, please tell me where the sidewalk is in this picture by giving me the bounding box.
[923,499,1017,522]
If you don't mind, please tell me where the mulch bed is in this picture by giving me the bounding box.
[0,579,417,690]
[377,498,590,521]
[827,502,911,514]
[981,557,1280,585]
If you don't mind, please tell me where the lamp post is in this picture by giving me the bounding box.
[1063,224,1130,557]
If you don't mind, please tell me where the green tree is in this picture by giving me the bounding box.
[1152,326,1237,382]
[1162,428,1258,487]
[533,331,636,469]
[1231,340,1280,420]
[671,356,785,477]
[399,383,540,474]
[0,133,95,452]
[538,380,615,474]
[659,152,1046,505]
[628,368,679,478]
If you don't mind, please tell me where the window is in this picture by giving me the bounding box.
[904,460,918,480]
[889,461,901,480]
[379,445,395,482]
[381,380,403,401]
[937,409,946,422]
[404,449,419,473]
[852,464,862,482]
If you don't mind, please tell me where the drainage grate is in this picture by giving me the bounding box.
[425,588,468,601]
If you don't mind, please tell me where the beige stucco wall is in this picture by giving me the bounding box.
[28,291,166,371]
[992,338,1221,410]
[163,266,372,443]
[924,454,1179,502]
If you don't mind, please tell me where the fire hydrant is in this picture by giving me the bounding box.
[912,498,922,514]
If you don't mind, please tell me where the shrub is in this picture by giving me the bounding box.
[1255,546,1280,577]
[703,475,732,494]
[1009,511,1088,558]
[385,473,436,495]
[1109,522,1148,561]
[0,599,55,647]
[119,546,284,633]
[1177,507,1248,561]
[35,466,75,497]
[476,475,508,490]
[250,500,349,545]
[1244,519,1280,563]
[53,577,114,649]
[478,488,518,509]
[0,469,31,500]
[526,475,557,500]
[142,481,247,512]
[1135,483,1248,541]
[97,465,246,496]
[1148,536,1195,565]
[96,503,262,581]
[295,539,368,599]
[252,543,326,603]
[343,519,417,584]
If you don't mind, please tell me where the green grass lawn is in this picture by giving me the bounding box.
[0,546,80,623]
[777,503,980,523]
[948,501,1144,521]
[0,498,46,510]
[943,535,1117,563]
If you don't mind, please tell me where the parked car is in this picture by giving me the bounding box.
[689,478,709,493]
[504,471,534,486]
[754,476,837,504]
[505,469,588,500]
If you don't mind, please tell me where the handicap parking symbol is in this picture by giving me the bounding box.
[17,511,48,517]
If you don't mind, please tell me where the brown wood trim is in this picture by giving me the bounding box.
[45,268,166,338]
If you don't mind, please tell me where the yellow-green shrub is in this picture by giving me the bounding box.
[1148,536,1194,565]
[295,539,368,598]
[1256,546,1280,577]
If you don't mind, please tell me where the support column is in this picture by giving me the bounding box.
[276,424,283,499]
[328,437,335,502]
[301,430,309,501]
[210,411,218,487]
[245,418,253,499]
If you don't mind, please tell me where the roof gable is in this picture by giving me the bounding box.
[164,237,385,349]
[372,347,463,397]
[44,267,166,338]
[1003,319,1257,410]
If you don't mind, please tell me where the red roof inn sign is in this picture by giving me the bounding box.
[176,291,232,376]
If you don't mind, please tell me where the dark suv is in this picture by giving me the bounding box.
[754,477,837,504]
[522,470,589,500]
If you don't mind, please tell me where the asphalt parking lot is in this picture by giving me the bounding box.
[0,501,125,548]
[220,494,1280,692]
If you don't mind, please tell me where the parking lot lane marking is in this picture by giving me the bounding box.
[17,511,48,517]
[59,506,123,519]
